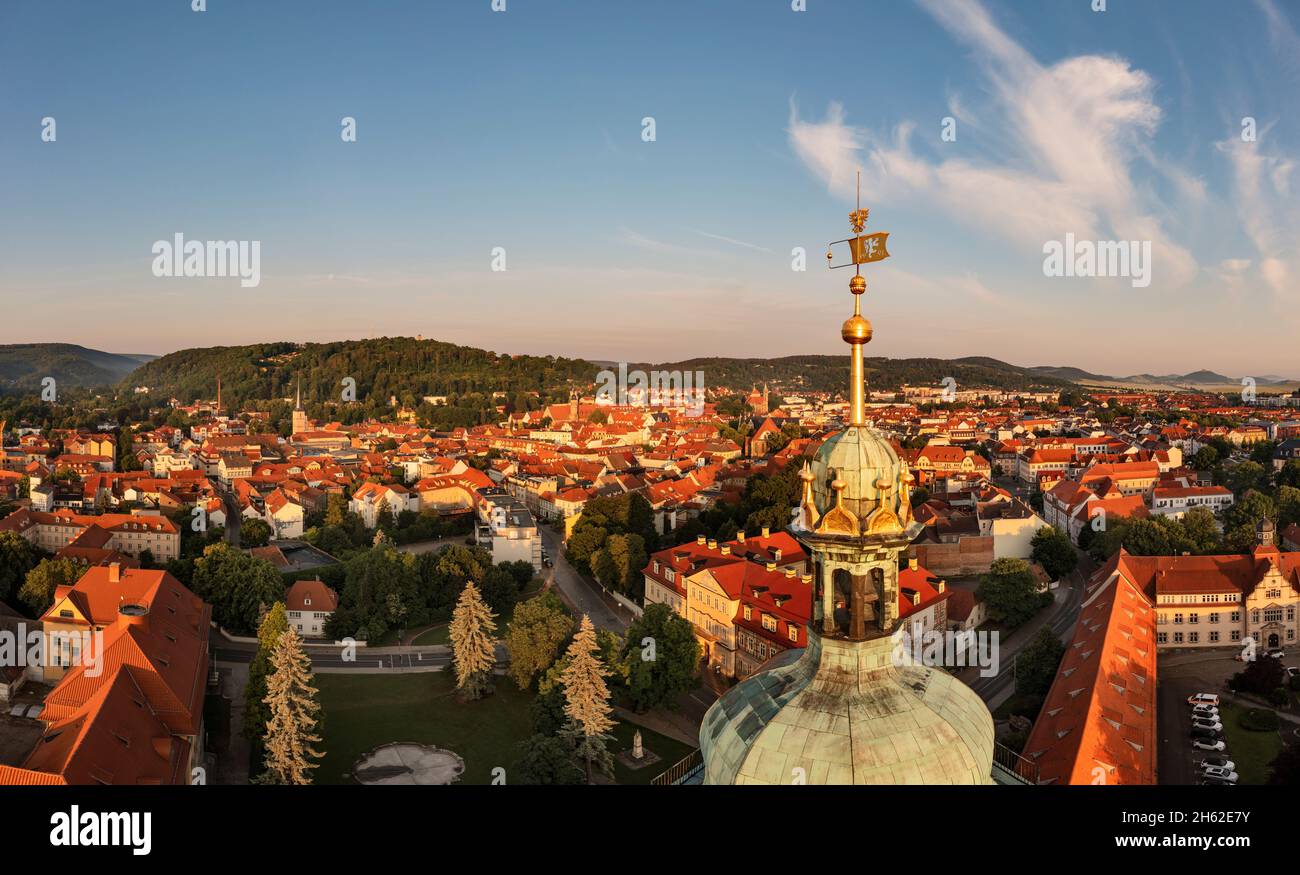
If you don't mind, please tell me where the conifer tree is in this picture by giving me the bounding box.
[243,601,288,743]
[449,581,497,700]
[262,626,324,785]
[560,614,617,782]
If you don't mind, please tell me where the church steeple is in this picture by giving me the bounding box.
[697,187,995,786]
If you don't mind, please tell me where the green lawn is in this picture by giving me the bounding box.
[410,624,449,646]
[1219,702,1283,785]
[314,671,691,785]
[610,719,695,786]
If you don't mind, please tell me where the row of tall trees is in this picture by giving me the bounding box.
[323,541,535,644]
[237,601,326,785]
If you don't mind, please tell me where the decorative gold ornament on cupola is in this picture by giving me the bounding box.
[792,175,915,540]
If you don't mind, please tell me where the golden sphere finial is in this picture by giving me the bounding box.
[849,274,866,295]
[841,314,873,345]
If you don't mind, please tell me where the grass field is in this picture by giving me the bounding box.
[1219,702,1283,785]
[314,672,693,785]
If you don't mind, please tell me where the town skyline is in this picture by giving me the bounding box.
[3,0,1298,375]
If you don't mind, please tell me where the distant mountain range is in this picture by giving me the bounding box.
[1028,365,1299,392]
[5,339,1294,400]
[631,355,1075,394]
[0,344,156,391]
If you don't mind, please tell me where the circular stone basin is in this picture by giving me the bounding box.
[353,743,465,785]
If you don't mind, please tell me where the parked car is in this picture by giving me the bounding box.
[1266,649,1285,659]
[1201,765,1239,783]
[1192,718,1223,732]
[1191,738,1226,752]
[1187,693,1220,707]
[1190,726,1221,739]
[1199,757,1235,771]
[1286,666,1299,679]
[1191,705,1219,718]
[1199,777,1235,785]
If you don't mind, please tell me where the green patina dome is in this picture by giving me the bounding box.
[810,424,906,522]
[700,631,995,785]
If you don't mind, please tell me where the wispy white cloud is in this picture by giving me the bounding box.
[689,230,771,253]
[789,0,1200,289]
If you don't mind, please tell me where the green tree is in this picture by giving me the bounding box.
[510,734,585,785]
[1015,627,1066,698]
[244,602,289,748]
[1030,526,1077,581]
[504,591,573,690]
[449,581,497,700]
[976,558,1049,629]
[1266,743,1300,786]
[261,627,324,785]
[241,517,272,548]
[1177,507,1223,554]
[621,602,701,712]
[560,615,617,782]
[191,542,286,635]
[1227,461,1266,495]
[0,531,37,603]
[1191,446,1219,471]
[19,557,86,616]
[1222,492,1277,552]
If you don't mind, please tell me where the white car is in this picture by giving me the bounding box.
[1192,718,1223,732]
[1191,705,1219,718]
[1191,738,1226,752]
[1286,667,1298,679]
[1187,693,1220,707]
[1199,757,1235,771]
[1201,765,1239,783]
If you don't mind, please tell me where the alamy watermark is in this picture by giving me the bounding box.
[595,363,705,417]
[1042,233,1151,288]
[152,233,261,288]
[0,624,104,677]
[891,623,1000,678]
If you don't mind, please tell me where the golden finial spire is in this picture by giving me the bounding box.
[827,171,891,427]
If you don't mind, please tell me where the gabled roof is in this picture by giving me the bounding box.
[1023,564,1157,785]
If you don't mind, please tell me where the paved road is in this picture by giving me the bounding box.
[961,554,1089,707]
[212,633,507,672]
[219,487,241,546]
[539,526,629,632]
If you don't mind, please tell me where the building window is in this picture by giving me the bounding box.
[743,605,751,621]
[1188,632,1199,643]
[762,615,776,632]
[1209,631,1219,643]
[788,626,798,643]
[1265,608,1283,623]
[1173,632,1183,644]
[1189,613,1199,625]
[1173,613,1183,625]
[1208,613,1220,624]
[1231,630,1241,642]
[1157,632,1167,644]
[1231,611,1241,623]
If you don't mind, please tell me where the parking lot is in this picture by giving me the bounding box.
[1158,648,1295,784]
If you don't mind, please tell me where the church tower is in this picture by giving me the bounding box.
[292,378,309,435]
[698,198,995,785]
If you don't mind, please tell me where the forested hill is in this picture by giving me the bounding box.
[0,344,155,391]
[121,338,598,407]
[631,354,1076,394]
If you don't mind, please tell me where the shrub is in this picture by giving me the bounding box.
[1238,707,1280,732]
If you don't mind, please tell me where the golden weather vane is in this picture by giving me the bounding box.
[826,171,891,272]
[825,170,892,427]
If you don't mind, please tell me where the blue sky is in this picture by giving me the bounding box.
[1,0,1297,377]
